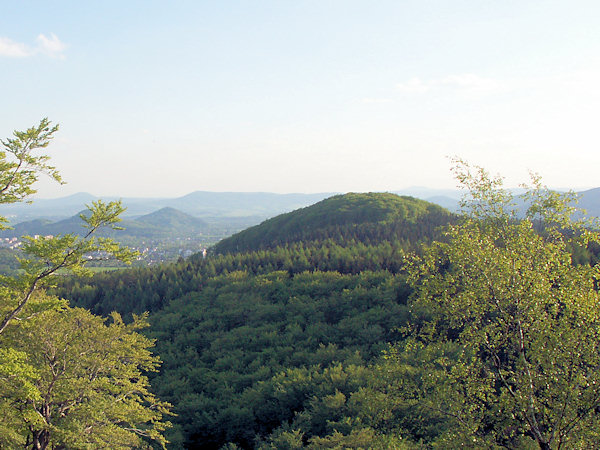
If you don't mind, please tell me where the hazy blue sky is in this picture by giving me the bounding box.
[1,1,599,197]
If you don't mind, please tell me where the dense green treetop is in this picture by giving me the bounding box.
[56,157,600,449]
[388,160,600,449]
[60,193,451,320]
[146,269,410,448]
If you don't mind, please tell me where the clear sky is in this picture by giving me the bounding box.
[1,1,600,198]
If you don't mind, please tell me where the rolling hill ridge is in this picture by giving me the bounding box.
[0,207,209,240]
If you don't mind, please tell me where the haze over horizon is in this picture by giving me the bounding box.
[2,1,599,198]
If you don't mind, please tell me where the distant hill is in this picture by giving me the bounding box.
[0,193,100,222]
[424,195,460,211]
[0,213,88,238]
[1,218,54,236]
[0,207,209,240]
[134,207,207,229]
[7,187,599,225]
[117,208,208,239]
[213,192,454,254]
[577,188,600,218]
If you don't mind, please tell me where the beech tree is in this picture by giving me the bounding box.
[0,306,171,449]
[0,120,171,447]
[398,160,600,448]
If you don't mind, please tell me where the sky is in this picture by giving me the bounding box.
[1,1,600,198]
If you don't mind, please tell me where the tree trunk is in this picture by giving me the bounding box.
[537,439,551,450]
[31,429,50,450]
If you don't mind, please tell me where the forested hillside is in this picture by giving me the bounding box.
[58,176,600,449]
[59,194,452,318]
[213,192,451,254]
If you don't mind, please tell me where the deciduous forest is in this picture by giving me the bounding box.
[3,122,600,449]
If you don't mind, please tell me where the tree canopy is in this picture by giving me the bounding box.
[34,140,600,449]
[0,119,171,448]
[213,192,453,254]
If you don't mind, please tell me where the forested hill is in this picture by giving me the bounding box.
[58,192,455,448]
[212,192,453,254]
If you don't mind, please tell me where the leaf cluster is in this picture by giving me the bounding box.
[0,118,62,211]
[0,307,172,449]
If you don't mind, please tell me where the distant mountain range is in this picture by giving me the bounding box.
[0,188,461,224]
[2,187,600,241]
[0,191,336,224]
[575,188,600,216]
[397,187,600,216]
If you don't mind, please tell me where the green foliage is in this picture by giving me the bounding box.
[0,199,137,336]
[254,359,423,449]
[392,160,600,448]
[57,240,404,320]
[55,189,453,448]
[0,248,22,276]
[58,159,600,449]
[56,160,600,448]
[0,118,62,211]
[58,229,433,320]
[0,306,172,448]
[306,427,407,449]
